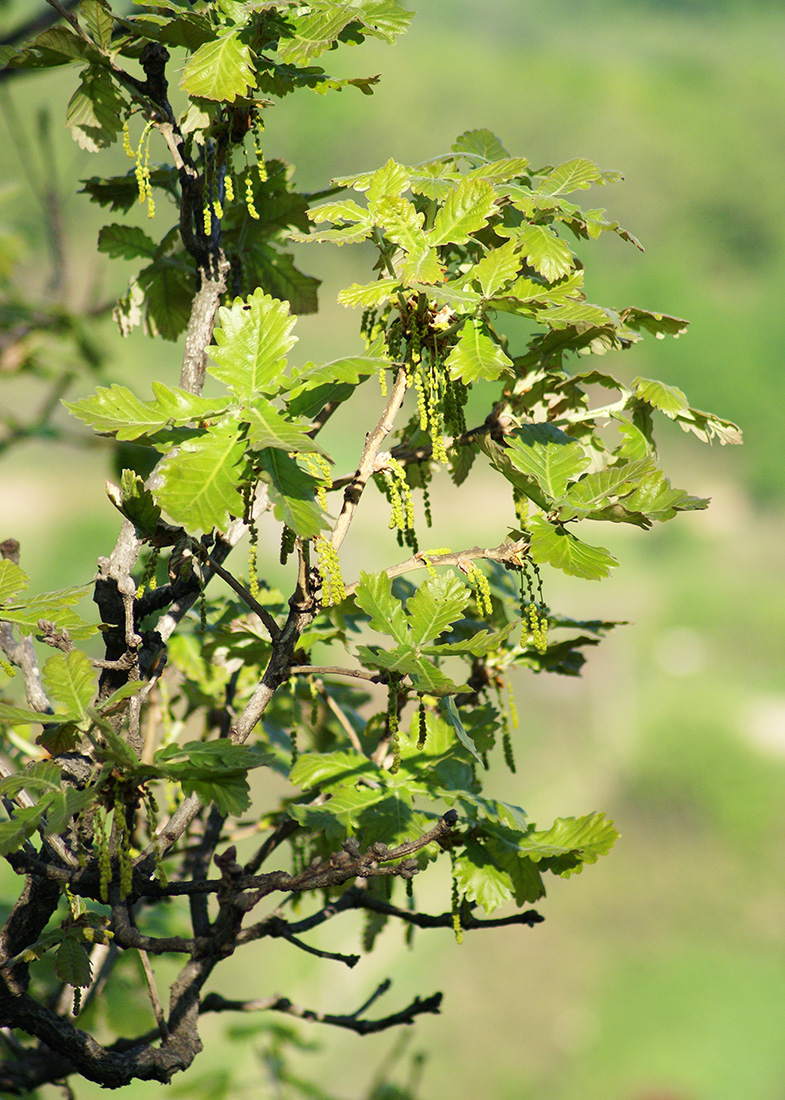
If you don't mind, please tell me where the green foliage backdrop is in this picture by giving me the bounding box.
[0,3,783,1100]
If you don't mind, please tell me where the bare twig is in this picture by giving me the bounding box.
[287,665,384,684]
[342,537,531,598]
[202,553,281,641]
[330,366,409,552]
[138,950,169,1039]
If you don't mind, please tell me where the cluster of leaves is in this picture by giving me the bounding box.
[0,1,740,1096]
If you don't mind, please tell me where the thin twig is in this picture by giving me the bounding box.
[288,665,384,683]
[341,537,531,598]
[202,553,281,641]
[330,366,409,552]
[138,949,169,1038]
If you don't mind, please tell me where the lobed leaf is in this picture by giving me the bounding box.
[528,516,618,580]
[209,289,297,399]
[504,424,591,503]
[428,177,497,247]
[155,419,247,533]
[42,651,94,717]
[354,571,409,646]
[180,32,257,101]
[445,320,513,384]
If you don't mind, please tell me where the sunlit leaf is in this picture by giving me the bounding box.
[209,289,297,399]
[180,32,257,102]
[155,419,247,533]
[429,177,497,247]
[42,651,94,716]
[528,516,618,580]
[445,320,513,384]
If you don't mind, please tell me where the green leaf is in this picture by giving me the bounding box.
[406,574,468,647]
[445,320,513,384]
[209,289,297,399]
[0,588,96,640]
[516,224,574,282]
[429,178,497,247]
[55,934,92,987]
[454,838,514,913]
[557,460,652,523]
[518,812,619,873]
[441,697,484,767]
[97,224,158,261]
[81,0,114,50]
[0,560,28,604]
[621,309,688,339]
[117,469,160,539]
[243,397,327,456]
[0,804,47,856]
[309,199,371,227]
[66,68,126,151]
[256,450,324,539]
[152,741,269,816]
[66,384,229,440]
[354,571,409,647]
[180,32,257,102]
[620,467,710,523]
[357,647,463,695]
[290,750,374,791]
[504,424,590,503]
[366,158,411,208]
[633,376,689,417]
[537,158,605,197]
[336,278,401,308]
[528,516,618,580]
[155,419,247,533]
[452,129,509,163]
[42,651,94,716]
[469,239,521,297]
[137,258,194,342]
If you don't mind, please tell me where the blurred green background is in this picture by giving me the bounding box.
[2,2,785,1099]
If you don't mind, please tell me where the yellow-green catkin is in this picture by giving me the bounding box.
[224,174,235,203]
[132,119,156,219]
[382,458,415,536]
[245,172,260,220]
[450,858,463,944]
[94,810,111,903]
[137,545,160,600]
[315,536,345,606]
[467,563,493,618]
[526,602,548,655]
[387,680,400,774]
[302,452,332,511]
[253,132,267,182]
[114,795,133,900]
[378,362,388,396]
[280,524,296,565]
[247,518,259,599]
[122,118,134,161]
[0,654,14,678]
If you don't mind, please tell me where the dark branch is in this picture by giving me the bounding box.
[200,984,442,1035]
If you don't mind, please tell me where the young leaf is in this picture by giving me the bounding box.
[54,934,92,987]
[42,651,94,717]
[66,68,126,151]
[445,320,513,384]
[428,177,497,247]
[441,696,484,767]
[504,424,591,503]
[154,419,247,534]
[517,812,619,872]
[209,289,297,399]
[468,239,521,297]
[243,398,328,456]
[528,516,618,580]
[256,450,324,539]
[180,32,257,102]
[0,560,28,605]
[537,158,605,197]
[97,224,158,261]
[453,838,514,913]
[452,129,509,162]
[354,571,410,646]
[406,574,468,648]
[516,224,574,282]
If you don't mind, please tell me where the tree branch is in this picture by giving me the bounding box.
[200,985,442,1036]
[330,366,409,552]
[341,537,531,598]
